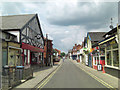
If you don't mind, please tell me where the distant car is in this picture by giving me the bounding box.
[53,57,60,62]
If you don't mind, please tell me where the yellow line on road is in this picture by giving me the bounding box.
[75,63,115,89]
[37,64,62,89]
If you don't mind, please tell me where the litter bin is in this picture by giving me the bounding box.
[16,66,24,80]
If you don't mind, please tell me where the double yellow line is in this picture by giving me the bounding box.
[75,63,116,89]
[37,64,62,89]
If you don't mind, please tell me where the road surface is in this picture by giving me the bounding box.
[41,59,107,88]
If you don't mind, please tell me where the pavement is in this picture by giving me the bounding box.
[71,59,119,89]
[41,59,110,89]
[12,60,62,89]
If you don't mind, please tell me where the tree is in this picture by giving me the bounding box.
[61,52,65,57]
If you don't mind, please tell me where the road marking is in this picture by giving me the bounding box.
[37,64,62,89]
[72,61,116,89]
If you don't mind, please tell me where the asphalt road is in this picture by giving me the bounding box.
[42,59,107,88]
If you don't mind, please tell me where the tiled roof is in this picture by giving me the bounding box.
[88,32,106,42]
[0,14,36,30]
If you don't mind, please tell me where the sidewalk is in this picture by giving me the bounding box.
[13,60,62,89]
[71,59,119,88]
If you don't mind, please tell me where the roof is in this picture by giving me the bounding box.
[88,32,106,42]
[0,14,36,30]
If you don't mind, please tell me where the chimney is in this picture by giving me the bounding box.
[75,44,77,46]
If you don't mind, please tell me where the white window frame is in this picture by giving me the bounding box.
[105,43,119,68]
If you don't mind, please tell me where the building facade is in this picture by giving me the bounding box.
[44,38,53,66]
[98,26,119,77]
[1,14,44,69]
[86,32,106,67]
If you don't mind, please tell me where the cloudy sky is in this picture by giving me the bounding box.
[1,0,118,53]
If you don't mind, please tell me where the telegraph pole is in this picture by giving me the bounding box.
[46,34,48,66]
[118,1,120,69]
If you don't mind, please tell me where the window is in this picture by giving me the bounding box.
[6,34,10,39]
[94,56,99,65]
[106,40,119,67]
[113,50,119,67]
[113,43,118,49]
[100,57,105,60]
[107,45,111,50]
[107,51,111,65]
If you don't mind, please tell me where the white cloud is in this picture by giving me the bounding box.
[1,1,118,52]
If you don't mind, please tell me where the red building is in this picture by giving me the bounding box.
[44,38,53,66]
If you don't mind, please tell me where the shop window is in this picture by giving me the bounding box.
[107,51,112,65]
[97,57,99,60]
[113,50,119,67]
[112,43,118,49]
[100,57,105,60]
[107,45,111,50]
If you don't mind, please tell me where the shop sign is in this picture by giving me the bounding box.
[110,40,116,45]
[97,64,102,71]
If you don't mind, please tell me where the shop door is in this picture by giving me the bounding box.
[88,54,92,67]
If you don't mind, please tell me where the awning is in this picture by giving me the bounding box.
[22,43,44,52]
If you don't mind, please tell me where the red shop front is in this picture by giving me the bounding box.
[21,43,44,68]
[92,46,105,71]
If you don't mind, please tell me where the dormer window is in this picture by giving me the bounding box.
[6,34,10,39]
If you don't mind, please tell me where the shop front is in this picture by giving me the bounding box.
[92,46,105,71]
[21,43,44,69]
[99,34,119,77]
[104,40,119,77]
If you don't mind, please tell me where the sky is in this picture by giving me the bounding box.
[0,0,118,53]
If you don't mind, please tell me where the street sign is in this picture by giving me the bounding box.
[97,64,102,71]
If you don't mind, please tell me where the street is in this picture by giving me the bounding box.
[40,59,107,88]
